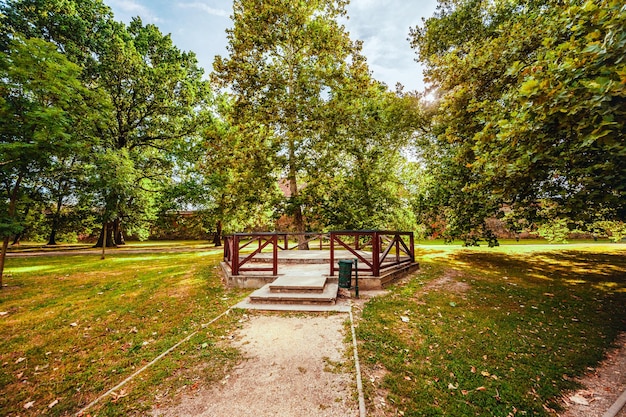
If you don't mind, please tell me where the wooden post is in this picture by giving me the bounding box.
[410,233,415,262]
[272,234,278,275]
[330,232,335,276]
[395,234,400,263]
[372,231,380,276]
[232,235,240,276]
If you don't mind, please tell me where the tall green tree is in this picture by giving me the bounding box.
[410,0,626,242]
[1,0,116,72]
[0,36,96,286]
[91,18,213,246]
[214,0,364,247]
[2,1,214,248]
[306,80,425,230]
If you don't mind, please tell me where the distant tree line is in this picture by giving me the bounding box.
[1,0,624,285]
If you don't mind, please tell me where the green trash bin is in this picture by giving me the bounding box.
[338,260,353,289]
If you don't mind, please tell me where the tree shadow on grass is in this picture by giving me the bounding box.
[443,250,626,290]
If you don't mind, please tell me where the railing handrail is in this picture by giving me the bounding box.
[329,230,415,277]
[223,230,415,277]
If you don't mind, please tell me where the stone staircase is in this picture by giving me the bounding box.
[234,275,350,312]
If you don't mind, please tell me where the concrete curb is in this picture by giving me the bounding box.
[350,307,367,417]
[602,388,626,417]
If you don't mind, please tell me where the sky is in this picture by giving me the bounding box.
[106,0,439,92]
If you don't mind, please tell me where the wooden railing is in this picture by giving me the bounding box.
[329,230,415,277]
[276,232,329,250]
[223,233,278,276]
[223,230,415,277]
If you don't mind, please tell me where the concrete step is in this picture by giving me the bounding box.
[249,283,339,305]
[233,299,351,313]
[268,276,327,293]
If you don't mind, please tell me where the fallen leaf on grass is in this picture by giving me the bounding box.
[111,389,128,403]
[475,386,486,392]
[15,357,26,364]
[48,399,59,408]
[400,316,410,323]
[569,394,590,406]
[24,401,35,409]
[0,311,8,316]
[70,322,78,327]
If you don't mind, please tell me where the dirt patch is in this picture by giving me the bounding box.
[151,314,358,417]
[422,269,471,295]
[558,332,626,417]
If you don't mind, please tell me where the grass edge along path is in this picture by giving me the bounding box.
[355,244,626,417]
[74,308,233,416]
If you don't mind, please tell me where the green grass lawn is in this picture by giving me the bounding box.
[357,243,626,416]
[2,241,625,416]
[0,244,248,416]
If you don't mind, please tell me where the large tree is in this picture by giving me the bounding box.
[410,0,626,242]
[2,0,214,248]
[0,36,97,285]
[213,0,365,248]
[90,18,213,247]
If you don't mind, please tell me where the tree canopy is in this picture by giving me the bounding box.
[410,0,626,243]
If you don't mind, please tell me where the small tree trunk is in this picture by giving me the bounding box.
[47,197,64,246]
[100,223,106,260]
[113,218,125,245]
[0,236,9,290]
[213,220,223,247]
[12,232,23,246]
[47,227,58,246]
[1,175,23,289]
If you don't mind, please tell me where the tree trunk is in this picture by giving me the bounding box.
[213,220,223,247]
[94,222,116,248]
[0,236,9,290]
[288,175,309,250]
[1,175,23,289]
[47,196,64,245]
[12,232,23,246]
[113,218,125,245]
[47,227,57,246]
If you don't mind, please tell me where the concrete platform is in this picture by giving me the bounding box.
[268,275,327,293]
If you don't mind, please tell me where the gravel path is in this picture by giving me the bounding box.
[152,314,359,417]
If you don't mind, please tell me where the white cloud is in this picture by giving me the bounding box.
[344,0,438,92]
[107,0,162,23]
[178,2,230,18]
